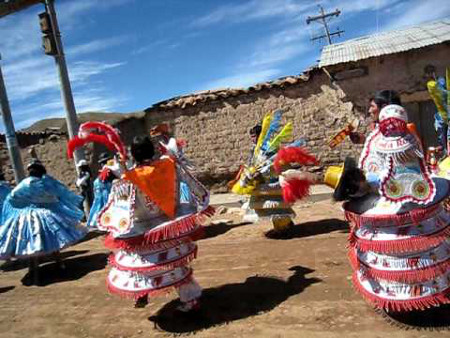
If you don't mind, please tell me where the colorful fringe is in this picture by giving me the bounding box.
[352,273,450,312]
[106,270,194,300]
[109,246,198,273]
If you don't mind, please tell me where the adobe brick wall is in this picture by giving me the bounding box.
[142,71,362,190]
[0,134,79,189]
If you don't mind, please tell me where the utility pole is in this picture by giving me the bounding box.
[42,0,84,162]
[306,5,344,45]
[0,55,25,184]
[41,0,90,215]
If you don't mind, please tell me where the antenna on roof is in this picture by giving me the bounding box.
[306,5,344,45]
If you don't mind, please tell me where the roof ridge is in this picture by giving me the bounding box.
[146,68,318,111]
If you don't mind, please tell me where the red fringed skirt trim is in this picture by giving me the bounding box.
[344,204,442,229]
[348,249,450,284]
[105,225,204,251]
[349,226,450,254]
[108,246,198,273]
[106,270,194,300]
[103,206,214,250]
[352,273,450,312]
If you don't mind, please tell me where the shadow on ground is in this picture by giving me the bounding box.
[79,231,105,243]
[380,305,450,330]
[202,221,252,240]
[265,218,348,240]
[21,252,108,287]
[0,250,90,272]
[149,265,321,333]
[0,286,15,294]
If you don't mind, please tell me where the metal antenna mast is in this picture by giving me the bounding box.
[306,5,344,45]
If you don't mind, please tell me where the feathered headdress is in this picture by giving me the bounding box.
[67,121,127,162]
[260,110,282,152]
[252,110,294,165]
[274,147,318,203]
[273,146,318,173]
[427,75,448,122]
[233,109,319,202]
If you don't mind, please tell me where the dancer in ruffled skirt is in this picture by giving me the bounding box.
[0,170,11,213]
[86,153,116,229]
[0,160,87,278]
[232,110,317,236]
[326,104,450,318]
[68,122,213,311]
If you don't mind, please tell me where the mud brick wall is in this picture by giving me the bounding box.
[326,44,449,107]
[141,72,363,190]
[0,134,78,189]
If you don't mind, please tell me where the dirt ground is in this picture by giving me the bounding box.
[0,199,447,338]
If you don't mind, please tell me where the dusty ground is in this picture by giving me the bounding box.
[0,199,447,338]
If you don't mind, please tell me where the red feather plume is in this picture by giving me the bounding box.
[79,121,127,160]
[282,179,312,203]
[67,135,116,159]
[273,147,318,173]
[99,167,112,181]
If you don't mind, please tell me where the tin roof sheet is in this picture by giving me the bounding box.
[319,18,450,67]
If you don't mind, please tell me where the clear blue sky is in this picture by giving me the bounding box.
[1,0,449,131]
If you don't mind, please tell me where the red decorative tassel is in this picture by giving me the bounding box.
[98,168,111,181]
[201,205,216,217]
[282,178,312,203]
[273,147,318,173]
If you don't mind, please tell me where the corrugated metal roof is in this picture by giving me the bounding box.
[319,18,450,67]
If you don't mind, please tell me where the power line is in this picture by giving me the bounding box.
[306,5,344,45]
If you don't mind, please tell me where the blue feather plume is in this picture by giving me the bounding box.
[287,139,306,148]
[437,77,448,111]
[260,110,282,152]
[264,139,306,158]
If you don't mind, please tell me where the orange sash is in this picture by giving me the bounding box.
[124,158,176,218]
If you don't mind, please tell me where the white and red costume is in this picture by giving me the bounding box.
[100,157,212,303]
[344,105,450,312]
[68,122,213,306]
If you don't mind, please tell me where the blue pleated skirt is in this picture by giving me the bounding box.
[180,182,191,204]
[0,205,87,259]
[87,179,112,229]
